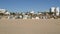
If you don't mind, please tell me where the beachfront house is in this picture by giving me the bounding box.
[0,9,6,16]
[0,9,10,19]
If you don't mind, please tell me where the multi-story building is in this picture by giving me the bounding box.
[56,7,60,16]
[50,7,60,16]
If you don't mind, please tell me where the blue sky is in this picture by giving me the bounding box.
[0,0,60,12]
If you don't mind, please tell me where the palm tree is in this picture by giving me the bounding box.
[10,12,16,16]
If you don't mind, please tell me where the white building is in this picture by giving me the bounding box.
[0,9,6,13]
[4,11,10,15]
[56,7,59,16]
[50,7,60,16]
[8,15,15,19]
[51,7,55,12]
[23,15,28,19]
[0,9,10,15]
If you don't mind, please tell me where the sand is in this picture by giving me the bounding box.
[0,19,60,34]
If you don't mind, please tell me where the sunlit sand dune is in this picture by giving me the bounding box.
[0,19,60,34]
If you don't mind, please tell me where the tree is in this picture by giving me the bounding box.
[0,13,4,16]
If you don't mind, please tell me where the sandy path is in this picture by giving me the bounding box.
[0,19,60,34]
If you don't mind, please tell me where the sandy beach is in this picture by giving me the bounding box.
[0,19,60,34]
